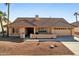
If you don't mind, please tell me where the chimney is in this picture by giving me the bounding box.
[35,15,40,21]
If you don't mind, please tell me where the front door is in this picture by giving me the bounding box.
[25,28,34,37]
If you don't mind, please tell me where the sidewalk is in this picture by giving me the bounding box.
[62,42,79,55]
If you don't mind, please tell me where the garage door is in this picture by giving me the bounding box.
[54,29,71,36]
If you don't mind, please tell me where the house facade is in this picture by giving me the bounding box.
[72,21,79,41]
[7,15,75,38]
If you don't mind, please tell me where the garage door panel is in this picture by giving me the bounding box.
[55,30,71,36]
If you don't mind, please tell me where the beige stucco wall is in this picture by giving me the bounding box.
[73,27,79,37]
[9,27,19,37]
[9,27,25,38]
[52,28,55,33]
[74,27,79,32]
[9,26,73,38]
[73,27,79,41]
[33,27,72,37]
[72,28,75,36]
[19,27,25,38]
[9,28,12,36]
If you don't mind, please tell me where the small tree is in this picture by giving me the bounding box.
[0,11,8,37]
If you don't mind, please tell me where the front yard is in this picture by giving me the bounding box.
[0,36,78,55]
[0,41,74,55]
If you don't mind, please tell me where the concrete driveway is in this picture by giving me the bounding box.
[55,36,79,55]
[55,36,78,42]
[62,42,79,55]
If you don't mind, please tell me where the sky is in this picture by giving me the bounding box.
[0,3,79,23]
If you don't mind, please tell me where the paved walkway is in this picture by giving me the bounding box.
[62,42,79,55]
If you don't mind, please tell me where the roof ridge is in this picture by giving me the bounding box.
[24,19,37,26]
[13,18,36,26]
[54,20,75,27]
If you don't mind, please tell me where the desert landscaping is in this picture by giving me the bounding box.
[1,3,79,56]
[0,41,74,55]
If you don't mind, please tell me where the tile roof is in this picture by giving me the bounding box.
[8,17,75,28]
[71,21,79,27]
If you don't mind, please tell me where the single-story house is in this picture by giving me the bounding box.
[71,21,79,41]
[6,15,75,38]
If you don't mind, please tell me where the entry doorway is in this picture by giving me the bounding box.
[25,28,34,37]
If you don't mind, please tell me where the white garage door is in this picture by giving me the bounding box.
[54,29,71,36]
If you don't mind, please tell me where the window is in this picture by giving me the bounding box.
[68,28,71,30]
[54,28,67,30]
[54,28,60,30]
[12,28,19,33]
[12,28,15,33]
[38,27,47,34]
